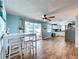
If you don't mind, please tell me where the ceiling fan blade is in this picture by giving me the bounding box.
[47,18,51,21]
[48,16,55,18]
[42,14,54,21]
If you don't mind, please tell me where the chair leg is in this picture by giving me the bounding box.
[9,46,11,59]
[32,42,35,59]
[19,44,23,59]
[32,43,34,57]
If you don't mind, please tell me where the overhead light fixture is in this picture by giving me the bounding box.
[43,19,48,22]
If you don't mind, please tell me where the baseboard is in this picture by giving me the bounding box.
[43,37,51,40]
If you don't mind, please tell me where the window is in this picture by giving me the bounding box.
[25,21,42,39]
[25,22,30,33]
[61,25,65,31]
[47,24,52,32]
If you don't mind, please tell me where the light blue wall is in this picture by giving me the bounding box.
[6,14,52,38]
[6,14,20,33]
[0,0,6,20]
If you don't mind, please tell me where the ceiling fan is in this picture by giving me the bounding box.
[42,14,55,21]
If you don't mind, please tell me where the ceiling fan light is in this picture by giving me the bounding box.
[43,19,48,22]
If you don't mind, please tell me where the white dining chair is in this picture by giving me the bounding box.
[23,34,37,59]
[8,36,23,59]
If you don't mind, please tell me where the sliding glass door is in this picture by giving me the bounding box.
[29,23,34,34]
[25,21,42,40]
[25,22,30,33]
[34,23,42,40]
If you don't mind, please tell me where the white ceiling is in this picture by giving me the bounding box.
[48,16,76,25]
[4,0,78,22]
